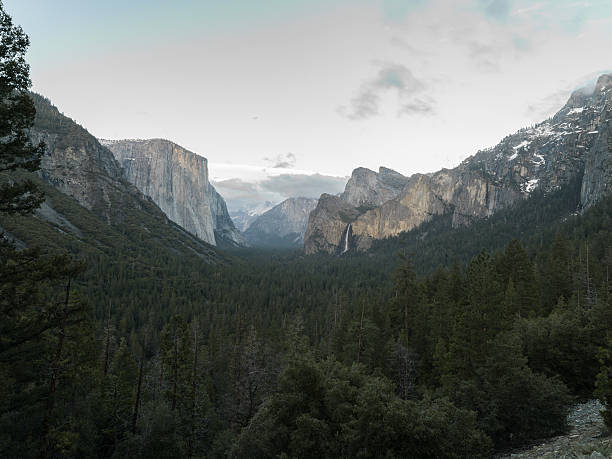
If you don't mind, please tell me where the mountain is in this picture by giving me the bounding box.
[229,201,276,232]
[341,166,409,207]
[1,94,218,262]
[100,138,245,248]
[244,197,318,247]
[305,73,612,254]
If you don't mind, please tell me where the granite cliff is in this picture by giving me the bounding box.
[22,93,217,259]
[100,139,245,247]
[341,166,409,207]
[305,73,612,254]
[244,197,318,248]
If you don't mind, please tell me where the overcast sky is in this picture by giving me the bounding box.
[7,0,612,208]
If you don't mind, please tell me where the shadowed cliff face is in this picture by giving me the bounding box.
[30,93,136,225]
[244,197,318,248]
[101,139,245,247]
[305,73,612,254]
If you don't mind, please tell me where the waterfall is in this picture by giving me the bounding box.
[342,223,351,254]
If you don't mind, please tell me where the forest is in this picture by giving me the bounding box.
[2,3,612,458]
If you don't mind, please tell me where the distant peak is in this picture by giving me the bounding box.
[595,73,612,93]
[563,73,612,111]
[569,73,612,98]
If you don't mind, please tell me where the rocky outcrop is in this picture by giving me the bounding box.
[209,186,247,248]
[581,75,612,208]
[101,139,245,247]
[30,94,137,224]
[303,167,408,253]
[245,197,317,248]
[305,73,612,254]
[341,167,409,208]
[501,400,609,458]
[304,194,366,254]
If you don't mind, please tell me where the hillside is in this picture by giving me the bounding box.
[2,95,223,324]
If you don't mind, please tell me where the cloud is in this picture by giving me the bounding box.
[479,0,511,21]
[511,3,547,17]
[263,152,297,168]
[260,173,347,198]
[213,178,258,195]
[345,90,380,119]
[524,70,612,121]
[398,98,435,115]
[382,0,428,22]
[340,62,434,120]
[212,172,348,212]
[467,41,502,72]
[390,36,423,54]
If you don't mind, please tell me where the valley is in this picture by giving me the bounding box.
[1,2,612,457]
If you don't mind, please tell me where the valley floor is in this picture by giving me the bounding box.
[501,400,611,458]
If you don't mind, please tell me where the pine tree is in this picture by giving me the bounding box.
[595,334,612,429]
[498,240,539,317]
[541,234,573,309]
[0,2,45,214]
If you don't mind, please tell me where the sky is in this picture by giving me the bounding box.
[6,0,612,211]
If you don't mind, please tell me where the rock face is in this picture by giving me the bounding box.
[209,186,247,247]
[304,193,365,254]
[305,73,612,254]
[23,93,217,260]
[101,139,245,247]
[341,167,409,207]
[245,197,318,248]
[581,74,612,208]
[30,94,135,223]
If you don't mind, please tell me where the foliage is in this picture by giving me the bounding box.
[0,2,611,455]
[595,334,612,429]
[0,4,45,214]
[235,356,492,458]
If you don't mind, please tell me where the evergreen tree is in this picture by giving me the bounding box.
[0,2,45,214]
[497,240,539,317]
[541,234,573,309]
[595,334,612,429]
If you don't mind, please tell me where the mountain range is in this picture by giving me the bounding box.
[304,73,612,254]
[7,74,612,259]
